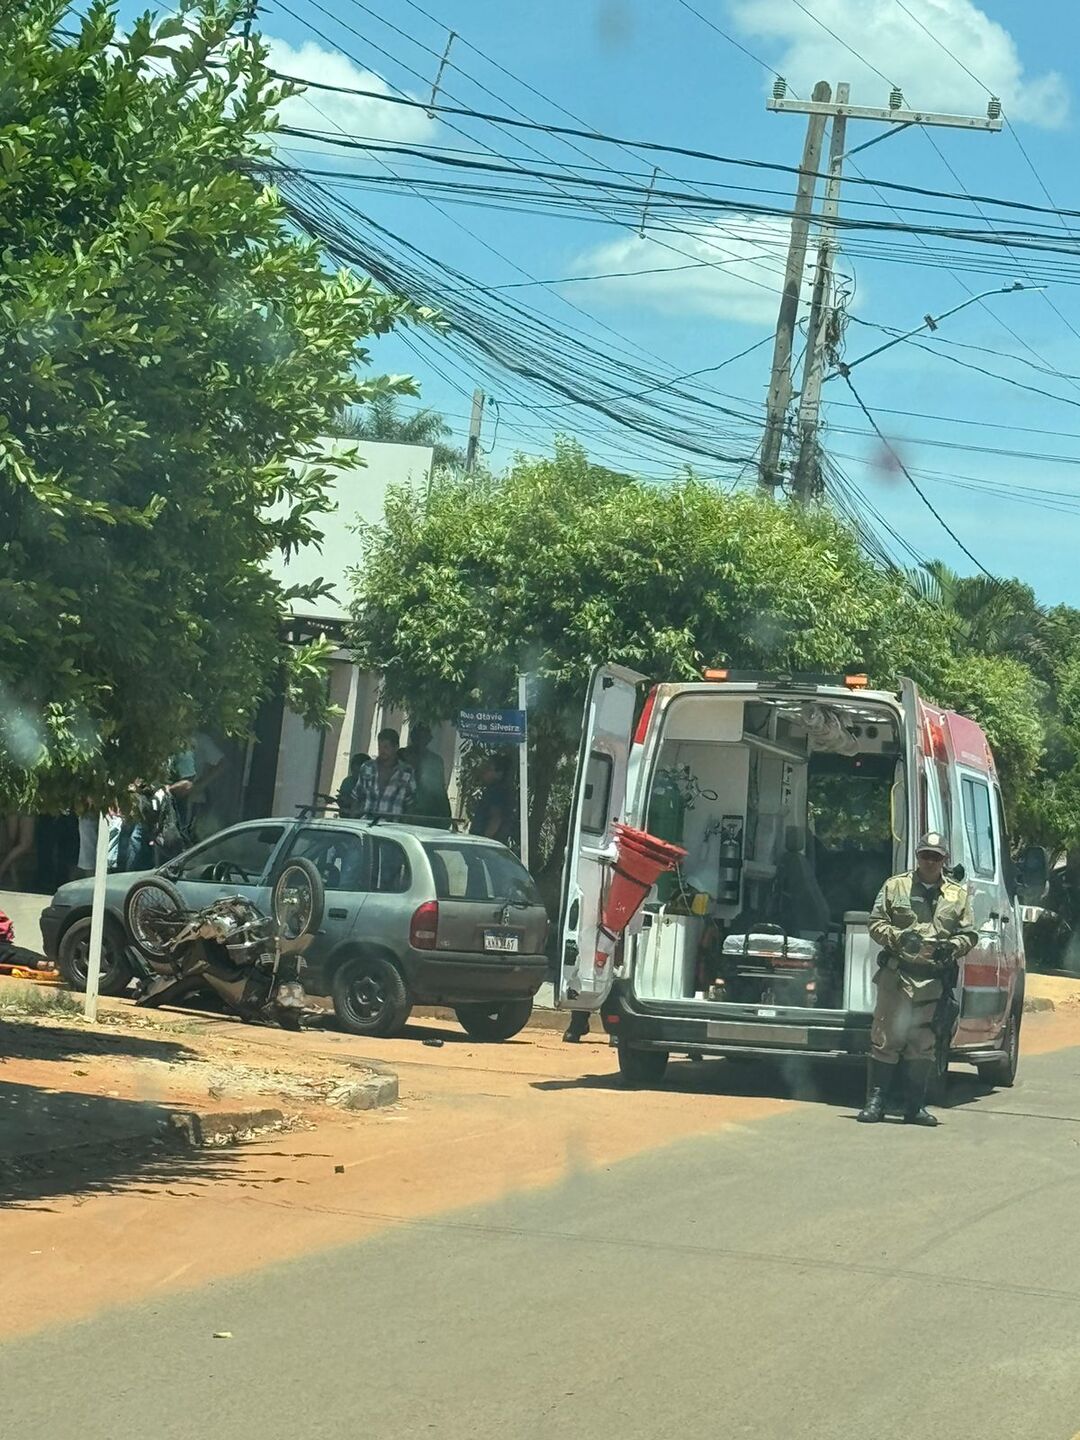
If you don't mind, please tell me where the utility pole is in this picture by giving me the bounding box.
[759,80,831,495]
[792,82,849,502]
[465,387,485,473]
[764,83,1003,500]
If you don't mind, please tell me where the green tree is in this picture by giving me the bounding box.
[909,561,1080,846]
[350,440,952,879]
[0,0,423,811]
[333,394,465,470]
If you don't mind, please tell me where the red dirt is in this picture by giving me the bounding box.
[3,1000,1077,1340]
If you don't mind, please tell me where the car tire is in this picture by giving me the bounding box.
[331,954,411,1038]
[617,1040,669,1087]
[57,916,132,996]
[978,1007,1020,1088]
[454,998,533,1042]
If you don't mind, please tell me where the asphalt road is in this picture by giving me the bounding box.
[6,1041,1080,1440]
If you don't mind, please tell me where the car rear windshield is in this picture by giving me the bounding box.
[422,841,540,904]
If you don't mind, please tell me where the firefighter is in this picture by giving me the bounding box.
[857,832,977,1127]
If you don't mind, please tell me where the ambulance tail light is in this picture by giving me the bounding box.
[633,686,658,744]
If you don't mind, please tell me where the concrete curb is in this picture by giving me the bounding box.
[327,1073,400,1110]
[168,1107,299,1147]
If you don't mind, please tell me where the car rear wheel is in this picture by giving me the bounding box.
[617,1041,669,1087]
[57,917,132,996]
[454,998,533,1042]
[978,1007,1020,1088]
[331,954,411,1038]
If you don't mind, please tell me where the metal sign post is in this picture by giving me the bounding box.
[517,674,530,871]
[457,695,531,868]
[83,813,110,1022]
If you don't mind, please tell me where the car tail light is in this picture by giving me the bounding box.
[410,900,439,950]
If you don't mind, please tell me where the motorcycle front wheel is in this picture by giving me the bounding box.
[124,875,186,959]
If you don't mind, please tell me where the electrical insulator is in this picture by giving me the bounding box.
[773,76,787,100]
[987,95,1002,119]
[889,86,903,110]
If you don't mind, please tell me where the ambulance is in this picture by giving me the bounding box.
[558,667,1029,1091]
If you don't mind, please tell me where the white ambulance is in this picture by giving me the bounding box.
[558,666,1028,1091]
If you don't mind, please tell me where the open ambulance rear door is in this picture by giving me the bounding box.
[557,664,644,1011]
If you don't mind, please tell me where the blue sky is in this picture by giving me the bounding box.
[118,0,1080,603]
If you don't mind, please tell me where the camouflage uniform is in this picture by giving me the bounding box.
[868,872,978,1064]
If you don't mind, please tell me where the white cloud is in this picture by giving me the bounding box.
[570,217,811,325]
[730,0,1068,129]
[265,36,436,149]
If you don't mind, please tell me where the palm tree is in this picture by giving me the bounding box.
[332,395,466,470]
[907,559,1049,667]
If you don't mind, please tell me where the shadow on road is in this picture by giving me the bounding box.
[534,1054,1000,1114]
[0,1020,236,1208]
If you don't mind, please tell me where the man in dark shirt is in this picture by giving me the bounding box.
[470,754,516,845]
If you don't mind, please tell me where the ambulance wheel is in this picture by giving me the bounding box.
[617,1042,668,1087]
[978,1007,1020,1088]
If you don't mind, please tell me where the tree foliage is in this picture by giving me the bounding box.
[350,441,956,873]
[0,0,423,810]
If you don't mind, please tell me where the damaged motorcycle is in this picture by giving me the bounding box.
[122,859,325,1029]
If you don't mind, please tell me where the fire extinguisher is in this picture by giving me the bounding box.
[718,815,743,906]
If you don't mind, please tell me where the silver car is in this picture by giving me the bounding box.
[40,817,549,1041]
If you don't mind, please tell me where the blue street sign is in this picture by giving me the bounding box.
[458,708,527,745]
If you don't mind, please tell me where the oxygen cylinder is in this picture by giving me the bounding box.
[718,816,744,906]
[649,770,686,903]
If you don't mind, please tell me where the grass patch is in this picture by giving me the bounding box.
[0,983,83,1018]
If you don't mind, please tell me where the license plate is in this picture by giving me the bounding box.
[484,929,520,953]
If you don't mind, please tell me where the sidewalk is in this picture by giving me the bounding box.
[0,990,398,1204]
[0,889,49,953]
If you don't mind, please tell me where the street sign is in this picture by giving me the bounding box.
[458,708,527,745]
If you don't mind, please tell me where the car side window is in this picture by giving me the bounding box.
[173,825,284,883]
[285,827,368,893]
[370,838,410,894]
[961,776,995,880]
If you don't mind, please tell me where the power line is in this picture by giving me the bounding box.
[264,71,1080,224]
[673,0,791,83]
[840,373,992,576]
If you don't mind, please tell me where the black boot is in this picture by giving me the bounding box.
[856,1059,893,1123]
[903,1060,939,1126]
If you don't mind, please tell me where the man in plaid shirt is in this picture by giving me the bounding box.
[354,728,417,819]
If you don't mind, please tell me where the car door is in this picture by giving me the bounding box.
[163,822,288,913]
[558,663,645,1011]
[954,770,1005,1047]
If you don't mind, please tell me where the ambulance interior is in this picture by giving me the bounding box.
[632,691,904,1015]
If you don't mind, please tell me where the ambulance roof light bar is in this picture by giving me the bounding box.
[700,668,869,688]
